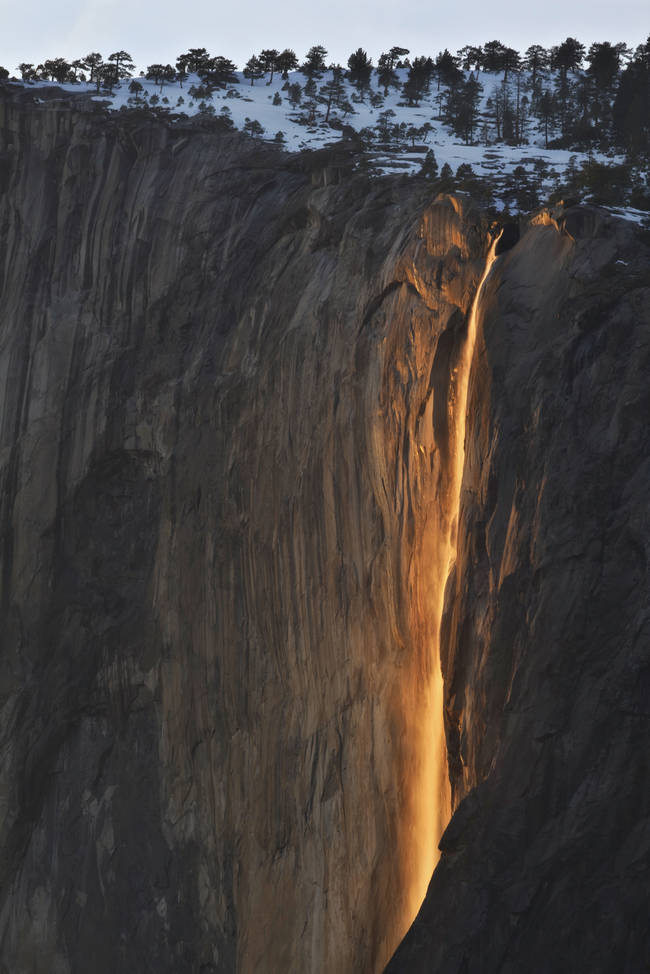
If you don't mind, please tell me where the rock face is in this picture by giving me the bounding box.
[0,94,493,974]
[386,209,650,971]
[1,93,649,974]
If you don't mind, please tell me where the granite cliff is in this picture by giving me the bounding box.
[386,205,650,972]
[0,92,648,973]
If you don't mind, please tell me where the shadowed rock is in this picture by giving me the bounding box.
[1,91,649,974]
[386,204,650,974]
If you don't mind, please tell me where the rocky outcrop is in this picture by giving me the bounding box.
[386,208,650,971]
[2,92,649,974]
[0,94,495,973]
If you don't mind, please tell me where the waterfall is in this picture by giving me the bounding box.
[450,231,502,557]
[407,231,502,927]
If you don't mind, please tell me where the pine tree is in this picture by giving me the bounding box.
[445,75,482,143]
[376,108,396,142]
[302,46,328,79]
[419,149,439,179]
[551,37,586,78]
[128,79,144,103]
[403,57,434,105]
[276,49,299,79]
[387,46,409,69]
[108,51,134,80]
[502,47,521,82]
[243,118,265,138]
[512,71,529,144]
[347,49,373,89]
[41,58,74,83]
[259,49,280,83]
[538,90,555,147]
[286,82,302,108]
[612,36,650,156]
[200,57,238,90]
[98,63,119,94]
[18,63,38,81]
[319,66,346,121]
[243,56,265,86]
[523,45,549,97]
[177,48,211,75]
[458,46,483,72]
[587,42,621,91]
[435,49,462,88]
[438,162,454,190]
[70,59,87,82]
[82,53,104,85]
[553,70,576,142]
[377,53,400,96]
[146,64,176,92]
[482,40,508,72]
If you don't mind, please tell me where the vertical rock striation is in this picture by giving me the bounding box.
[0,95,493,973]
[387,208,650,972]
[4,93,647,974]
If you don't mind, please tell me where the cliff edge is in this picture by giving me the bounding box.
[387,207,650,972]
[0,95,487,973]
[1,93,649,974]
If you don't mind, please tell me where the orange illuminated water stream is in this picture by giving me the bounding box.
[405,232,502,929]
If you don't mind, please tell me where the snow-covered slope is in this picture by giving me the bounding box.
[10,66,639,215]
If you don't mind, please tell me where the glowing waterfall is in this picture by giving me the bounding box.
[450,232,502,552]
[407,231,502,927]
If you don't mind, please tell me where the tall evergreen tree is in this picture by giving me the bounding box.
[502,47,521,82]
[108,51,134,80]
[40,58,74,83]
[402,56,434,105]
[445,74,482,142]
[243,56,265,85]
[435,49,463,87]
[458,45,483,72]
[387,46,409,69]
[70,59,87,81]
[286,82,302,107]
[302,46,328,78]
[553,70,576,140]
[613,36,650,156]
[145,64,176,91]
[523,45,549,90]
[259,49,280,83]
[302,80,319,124]
[128,79,144,103]
[98,62,119,94]
[377,53,400,95]
[276,49,299,79]
[175,56,189,88]
[419,148,439,179]
[347,49,373,89]
[552,37,586,78]
[199,57,238,89]
[82,53,104,85]
[482,40,508,72]
[177,48,211,74]
[319,65,346,121]
[538,89,555,147]
[587,42,621,89]
[18,63,39,81]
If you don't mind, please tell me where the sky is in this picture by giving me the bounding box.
[0,0,648,74]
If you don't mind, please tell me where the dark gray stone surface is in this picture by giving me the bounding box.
[2,90,649,974]
[0,93,490,972]
[386,209,650,973]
